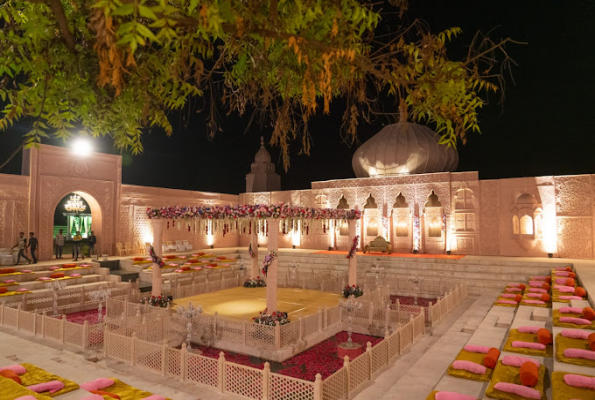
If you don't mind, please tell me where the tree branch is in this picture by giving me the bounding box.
[23,0,76,52]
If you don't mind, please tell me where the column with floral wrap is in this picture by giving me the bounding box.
[266,218,280,311]
[348,219,358,286]
[152,218,164,296]
[250,219,259,278]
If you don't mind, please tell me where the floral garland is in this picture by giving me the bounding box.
[347,235,359,259]
[413,215,421,252]
[342,285,363,298]
[248,242,255,259]
[261,251,277,277]
[146,203,362,221]
[244,277,266,288]
[141,295,170,307]
[149,246,165,268]
[253,310,289,326]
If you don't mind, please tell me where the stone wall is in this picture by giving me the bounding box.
[0,173,29,250]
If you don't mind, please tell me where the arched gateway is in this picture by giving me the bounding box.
[23,145,120,261]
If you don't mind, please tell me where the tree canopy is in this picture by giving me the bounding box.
[0,0,520,169]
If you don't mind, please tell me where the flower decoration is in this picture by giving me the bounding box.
[248,242,255,259]
[141,295,171,307]
[347,235,359,259]
[253,310,289,326]
[261,251,277,277]
[342,285,363,298]
[244,277,267,288]
[149,246,165,268]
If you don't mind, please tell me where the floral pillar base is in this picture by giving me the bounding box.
[337,342,362,359]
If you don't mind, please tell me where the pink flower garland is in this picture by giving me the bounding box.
[347,235,359,259]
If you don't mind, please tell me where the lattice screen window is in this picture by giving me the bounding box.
[520,215,534,235]
[455,214,475,232]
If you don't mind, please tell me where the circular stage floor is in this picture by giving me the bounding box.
[173,287,342,320]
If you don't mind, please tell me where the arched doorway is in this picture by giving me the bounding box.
[41,190,104,261]
[53,193,93,258]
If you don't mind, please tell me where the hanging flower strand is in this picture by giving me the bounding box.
[149,246,165,268]
[347,235,359,259]
[248,242,256,259]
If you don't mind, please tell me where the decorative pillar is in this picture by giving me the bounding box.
[251,219,259,278]
[152,219,164,297]
[348,219,357,286]
[266,218,279,312]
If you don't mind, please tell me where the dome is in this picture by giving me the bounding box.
[516,193,539,204]
[254,137,272,163]
[352,123,459,178]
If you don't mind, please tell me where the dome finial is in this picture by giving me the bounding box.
[260,136,264,146]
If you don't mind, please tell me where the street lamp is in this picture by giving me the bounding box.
[289,260,299,283]
[407,274,425,306]
[339,295,363,349]
[46,280,67,317]
[176,302,202,352]
[370,263,384,286]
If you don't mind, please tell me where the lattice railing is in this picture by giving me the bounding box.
[217,316,244,344]
[370,340,388,376]
[322,367,347,400]
[348,350,369,392]
[224,363,263,399]
[135,339,163,373]
[186,351,218,387]
[270,373,315,400]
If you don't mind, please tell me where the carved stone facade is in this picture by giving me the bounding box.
[1,144,594,260]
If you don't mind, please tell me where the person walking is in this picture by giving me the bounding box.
[72,231,83,261]
[54,229,65,259]
[89,231,97,257]
[27,232,38,264]
[12,232,31,265]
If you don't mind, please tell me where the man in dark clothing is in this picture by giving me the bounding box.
[12,232,31,265]
[89,231,97,256]
[27,232,38,264]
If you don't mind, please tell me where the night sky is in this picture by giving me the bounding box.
[0,1,594,195]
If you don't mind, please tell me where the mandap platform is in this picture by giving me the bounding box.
[172,286,343,320]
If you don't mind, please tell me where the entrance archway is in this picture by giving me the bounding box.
[53,193,94,257]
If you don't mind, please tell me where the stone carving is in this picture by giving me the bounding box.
[555,175,592,217]
[557,217,593,259]
[479,181,500,255]
[72,161,89,177]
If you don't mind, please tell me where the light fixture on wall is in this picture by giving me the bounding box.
[72,138,93,156]
[64,193,86,213]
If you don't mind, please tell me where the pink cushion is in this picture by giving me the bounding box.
[452,360,486,375]
[555,266,571,271]
[560,296,583,300]
[20,270,31,273]
[49,266,60,271]
[141,396,167,400]
[501,355,540,368]
[512,341,545,350]
[554,271,570,276]
[168,263,178,267]
[81,396,104,400]
[16,288,29,292]
[79,264,90,267]
[555,278,572,285]
[174,269,183,273]
[528,288,547,293]
[530,275,548,280]
[527,293,543,299]
[38,277,51,281]
[463,345,490,354]
[518,326,540,334]
[80,378,115,391]
[564,348,595,360]
[435,392,477,400]
[560,307,583,314]
[3,280,16,284]
[560,317,591,325]
[27,380,65,394]
[508,283,523,288]
[501,294,517,298]
[193,267,202,270]
[558,286,576,293]
[563,374,595,389]
[179,256,187,259]
[70,273,81,278]
[523,300,545,305]
[505,287,522,292]
[494,382,541,399]
[15,397,38,400]
[529,281,545,287]
[561,329,591,339]
[0,365,26,375]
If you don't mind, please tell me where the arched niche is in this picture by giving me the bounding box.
[337,196,350,209]
[511,193,542,251]
[423,190,445,253]
[392,193,410,238]
[364,194,378,209]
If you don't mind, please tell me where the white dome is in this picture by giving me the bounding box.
[352,123,459,177]
[254,137,272,163]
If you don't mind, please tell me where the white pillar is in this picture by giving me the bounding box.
[266,218,279,311]
[251,219,259,278]
[152,219,164,297]
[348,219,357,287]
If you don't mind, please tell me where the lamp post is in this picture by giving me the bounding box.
[407,274,425,306]
[339,295,363,349]
[238,261,246,280]
[289,260,299,284]
[46,280,67,317]
[88,286,111,322]
[370,263,384,287]
[176,302,202,352]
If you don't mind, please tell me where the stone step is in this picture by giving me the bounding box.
[98,259,120,271]
[109,270,139,283]
[139,282,152,293]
